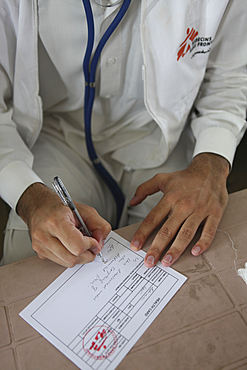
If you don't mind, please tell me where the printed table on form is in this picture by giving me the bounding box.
[20,231,187,370]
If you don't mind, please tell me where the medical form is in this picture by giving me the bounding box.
[20,231,187,370]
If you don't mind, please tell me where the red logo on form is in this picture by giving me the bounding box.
[177,28,198,61]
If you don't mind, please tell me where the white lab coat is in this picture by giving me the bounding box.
[0,0,246,210]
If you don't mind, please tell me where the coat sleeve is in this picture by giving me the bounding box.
[191,0,247,165]
[0,3,43,211]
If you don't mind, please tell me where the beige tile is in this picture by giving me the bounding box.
[218,267,247,305]
[204,225,247,271]
[227,364,247,370]
[16,337,78,370]
[0,267,6,303]
[219,189,247,229]
[117,312,247,370]
[8,296,40,342]
[0,306,11,348]
[2,257,65,302]
[169,249,211,277]
[242,307,247,321]
[217,360,247,370]
[134,273,234,348]
[233,364,247,370]
[0,349,17,370]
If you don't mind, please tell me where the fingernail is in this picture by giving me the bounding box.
[131,241,140,251]
[163,254,172,264]
[146,255,155,265]
[100,240,106,249]
[92,247,99,255]
[193,246,201,255]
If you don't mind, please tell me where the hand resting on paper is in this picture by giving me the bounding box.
[16,183,111,267]
[130,153,229,268]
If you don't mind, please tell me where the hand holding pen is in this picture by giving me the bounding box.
[52,177,106,263]
[16,180,111,268]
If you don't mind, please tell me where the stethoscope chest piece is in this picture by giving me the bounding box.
[93,0,123,7]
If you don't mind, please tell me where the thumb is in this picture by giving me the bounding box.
[129,174,169,206]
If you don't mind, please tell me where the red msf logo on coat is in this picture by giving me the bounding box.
[177,27,198,61]
[177,28,213,61]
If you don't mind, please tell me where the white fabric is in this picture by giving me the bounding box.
[0,0,247,211]
[38,0,167,183]
[1,122,194,265]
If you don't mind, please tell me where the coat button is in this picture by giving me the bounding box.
[107,58,116,65]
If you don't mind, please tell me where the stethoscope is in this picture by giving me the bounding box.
[82,0,132,227]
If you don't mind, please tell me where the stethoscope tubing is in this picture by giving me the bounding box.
[82,0,132,227]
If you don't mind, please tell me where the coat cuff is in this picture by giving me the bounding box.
[193,127,238,167]
[0,161,44,211]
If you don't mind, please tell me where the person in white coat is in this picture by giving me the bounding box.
[0,0,246,268]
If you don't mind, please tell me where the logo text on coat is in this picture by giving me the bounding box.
[177,28,213,61]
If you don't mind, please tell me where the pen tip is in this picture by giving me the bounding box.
[98,252,105,264]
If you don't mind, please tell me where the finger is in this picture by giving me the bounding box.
[38,249,96,268]
[89,220,111,250]
[31,204,102,260]
[40,204,100,256]
[130,174,170,206]
[131,198,172,252]
[34,236,96,268]
[160,215,202,267]
[51,219,100,257]
[75,203,111,247]
[144,208,196,267]
[191,215,219,256]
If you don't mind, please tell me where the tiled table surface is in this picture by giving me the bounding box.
[1,189,247,370]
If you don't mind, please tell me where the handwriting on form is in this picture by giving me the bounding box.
[20,231,187,370]
[89,244,143,301]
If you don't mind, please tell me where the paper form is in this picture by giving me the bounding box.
[20,231,187,370]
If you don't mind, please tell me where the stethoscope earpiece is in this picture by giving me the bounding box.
[93,0,123,7]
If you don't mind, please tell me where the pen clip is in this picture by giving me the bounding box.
[52,177,68,206]
[52,176,73,207]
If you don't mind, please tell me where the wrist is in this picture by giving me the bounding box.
[16,183,54,225]
[190,153,230,181]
